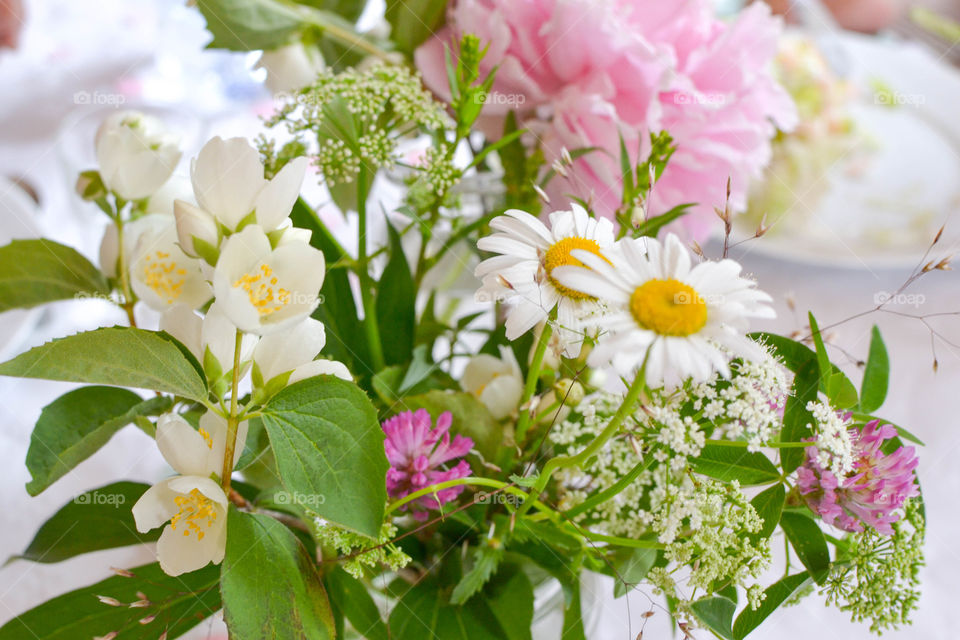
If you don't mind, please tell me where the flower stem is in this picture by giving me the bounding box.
[384,477,554,516]
[221,330,244,493]
[356,170,385,371]
[518,356,648,516]
[114,216,137,327]
[514,320,554,447]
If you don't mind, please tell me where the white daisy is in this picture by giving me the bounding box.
[474,204,614,356]
[552,234,774,389]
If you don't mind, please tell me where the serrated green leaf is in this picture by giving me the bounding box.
[780,512,830,585]
[221,507,335,639]
[691,596,736,640]
[326,566,388,640]
[17,482,158,563]
[26,388,171,495]
[859,325,889,413]
[376,222,416,366]
[0,562,220,640]
[451,545,505,605]
[260,375,387,536]
[690,443,781,486]
[750,483,786,539]
[0,327,207,400]
[733,572,812,639]
[0,239,109,312]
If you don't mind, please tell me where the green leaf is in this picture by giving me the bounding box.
[781,358,819,474]
[25,388,171,495]
[0,562,220,640]
[859,325,889,413]
[808,313,833,396]
[385,0,447,54]
[750,483,786,539]
[196,0,304,51]
[849,412,924,445]
[389,571,529,640]
[326,566,388,640]
[16,482,157,563]
[451,545,504,605]
[780,512,830,584]
[733,572,812,639]
[752,333,855,406]
[237,416,272,469]
[0,239,109,312]
[561,576,587,640]
[691,596,736,640]
[376,221,416,366]
[611,547,658,598]
[486,565,534,640]
[632,203,693,238]
[260,375,387,537]
[222,507,335,639]
[690,443,781,486]
[0,326,207,400]
[291,198,371,375]
[400,390,501,460]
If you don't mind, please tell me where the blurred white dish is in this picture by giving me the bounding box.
[735,33,960,269]
[0,177,43,360]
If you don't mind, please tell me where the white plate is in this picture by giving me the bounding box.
[734,33,960,269]
[0,177,43,360]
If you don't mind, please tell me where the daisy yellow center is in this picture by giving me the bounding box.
[233,264,291,317]
[170,488,217,541]
[143,250,188,305]
[544,237,607,300]
[630,278,707,337]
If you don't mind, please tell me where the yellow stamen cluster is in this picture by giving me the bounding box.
[544,237,607,300]
[170,488,217,541]
[630,278,708,337]
[142,251,187,304]
[198,427,213,449]
[233,264,290,316]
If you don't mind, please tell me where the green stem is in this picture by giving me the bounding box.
[114,215,138,327]
[384,477,554,516]
[297,6,392,62]
[518,357,648,516]
[356,170,386,371]
[577,531,664,550]
[705,440,811,449]
[514,320,555,447]
[221,330,244,493]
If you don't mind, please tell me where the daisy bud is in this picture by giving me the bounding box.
[554,379,584,406]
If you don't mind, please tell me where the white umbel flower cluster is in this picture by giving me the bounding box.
[807,398,856,477]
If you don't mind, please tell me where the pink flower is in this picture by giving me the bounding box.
[415,0,796,241]
[797,420,919,535]
[382,409,474,519]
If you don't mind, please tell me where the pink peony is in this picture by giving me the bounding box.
[415,0,796,241]
[382,409,473,519]
[797,420,919,535]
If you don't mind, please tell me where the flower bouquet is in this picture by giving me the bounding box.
[0,1,932,639]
